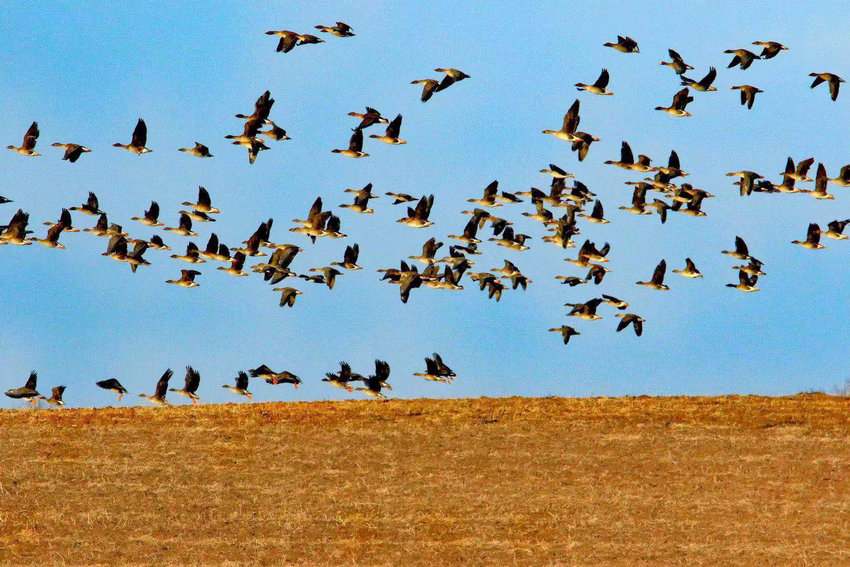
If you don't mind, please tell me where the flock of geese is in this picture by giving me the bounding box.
[1,25,847,408]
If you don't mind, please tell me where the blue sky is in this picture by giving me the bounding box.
[1,2,847,407]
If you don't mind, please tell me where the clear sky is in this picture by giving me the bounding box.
[1,2,847,408]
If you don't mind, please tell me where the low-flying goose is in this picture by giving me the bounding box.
[656,88,693,116]
[250,365,301,387]
[616,314,644,336]
[166,269,202,287]
[549,325,580,344]
[753,41,788,59]
[323,362,363,391]
[113,118,151,154]
[315,21,355,37]
[604,35,639,53]
[576,68,613,95]
[178,142,213,158]
[636,259,669,290]
[731,85,763,109]
[672,257,703,278]
[273,287,302,308]
[726,270,759,292]
[139,370,172,406]
[681,67,717,91]
[791,223,824,249]
[332,127,369,157]
[52,142,91,162]
[809,72,844,101]
[4,371,40,405]
[222,371,253,399]
[355,360,392,399]
[413,354,456,383]
[7,122,40,156]
[725,49,758,70]
[96,378,128,401]
[660,49,693,74]
[169,366,201,405]
[39,388,69,411]
[369,114,406,145]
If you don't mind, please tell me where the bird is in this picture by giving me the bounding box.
[411,79,440,103]
[672,258,703,278]
[296,33,324,46]
[681,67,717,92]
[468,180,502,207]
[604,35,639,53]
[166,269,202,287]
[602,294,628,310]
[258,122,290,142]
[548,325,580,345]
[273,287,302,308]
[169,366,201,405]
[218,252,249,276]
[565,298,604,321]
[636,259,669,290]
[577,200,609,224]
[332,128,369,157]
[51,142,91,162]
[810,163,835,200]
[139,369,173,406]
[725,48,758,70]
[827,165,850,187]
[542,99,582,142]
[575,68,613,95]
[732,258,766,277]
[323,362,363,392]
[397,195,434,228]
[113,118,151,154]
[250,365,301,388]
[170,242,205,264]
[0,209,32,246]
[604,141,654,172]
[96,378,128,401]
[791,223,825,250]
[303,266,342,289]
[7,122,40,156]
[331,243,362,270]
[414,354,455,383]
[315,21,355,37]
[809,72,844,101]
[234,90,274,122]
[616,314,644,336]
[731,85,763,109]
[4,371,40,406]
[540,164,573,179]
[656,88,693,116]
[163,213,197,237]
[721,236,752,260]
[38,385,66,407]
[753,41,788,59]
[726,270,760,292]
[660,49,693,74]
[348,108,387,130]
[131,201,163,227]
[824,220,849,240]
[369,114,406,145]
[266,30,300,53]
[30,221,66,249]
[385,192,417,205]
[222,371,253,399]
[727,171,764,196]
[355,360,392,399]
[781,157,815,182]
[178,142,213,158]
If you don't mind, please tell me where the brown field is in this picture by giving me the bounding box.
[1,395,849,566]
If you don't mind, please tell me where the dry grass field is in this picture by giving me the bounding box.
[1,395,848,566]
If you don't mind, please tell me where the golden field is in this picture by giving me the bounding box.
[1,395,848,566]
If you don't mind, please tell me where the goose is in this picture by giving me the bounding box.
[166,269,202,287]
[0,209,32,246]
[43,208,79,233]
[0,196,12,204]
[218,251,249,276]
[602,294,628,310]
[727,270,759,292]
[753,41,788,59]
[169,366,201,405]
[304,266,342,289]
[488,226,530,251]
[615,314,644,336]
[355,360,392,399]
[660,49,693,74]
[571,131,600,161]
[810,163,834,200]
[725,49,758,70]
[180,209,216,223]
[332,127,369,157]
[824,219,849,240]
[619,184,652,216]
[586,264,609,285]
[542,99,582,142]
[323,362,363,391]
[250,365,301,388]
[344,182,379,201]
[349,108,387,130]
[148,234,170,251]
[171,242,205,264]
[7,122,40,156]
[732,258,766,276]
[672,257,703,278]
[369,114,406,144]
[656,88,693,116]
[809,72,844,101]
[655,150,687,178]
[727,171,764,196]
[681,67,717,91]
[39,386,68,407]
[436,68,471,82]
[577,199,609,224]
[604,35,639,53]
[131,201,163,226]
[409,237,443,264]
[397,195,434,228]
[449,216,484,245]
[781,157,815,182]
[331,243,362,270]
[730,85,763,109]
[182,187,220,214]
[339,192,376,214]
[636,259,669,290]
[549,325,580,344]
[722,236,752,260]
[555,276,586,287]
[96,378,128,401]
[385,192,417,205]
[82,213,109,236]
[163,213,197,237]
[234,90,274,122]
[604,141,654,172]
[399,271,423,303]
[113,118,151,154]
[222,371,253,399]
[4,371,40,406]
[266,30,300,53]
[258,123,290,141]
[226,118,263,147]
[576,68,613,95]
[178,142,212,158]
[411,79,440,102]
[468,180,502,207]
[315,21,355,37]
[51,142,91,162]
[139,369,172,406]
[414,354,456,383]
[296,33,324,46]
[791,223,824,249]
[565,298,604,321]
[827,165,850,187]
[540,163,573,179]
[70,192,104,215]
[30,221,66,249]
[273,287,302,308]
[567,240,610,266]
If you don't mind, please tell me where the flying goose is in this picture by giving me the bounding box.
[565,298,604,321]
[727,270,759,292]
[296,33,324,46]
[575,68,613,95]
[70,192,104,216]
[604,35,639,53]
[222,371,253,399]
[139,369,173,406]
[52,142,91,162]
[615,314,644,336]
[178,142,213,157]
[169,366,201,404]
[331,243,362,270]
[315,21,355,36]
[7,122,40,156]
[385,192,417,205]
[166,269,202,287]
[40,386,67,408]
[604,141,654,172]
[753,41,788,59]
[577,199,609,224]
[602,294,628,310]
[810,163,834,200]
[259,123,290,141]
[488,226,531,251]
[339,192,376,214]
[43,208,79,233]
[369,114,406,145]
[681,67,717,91]
[273,287,302,308]
[218,251,249,276]
[468,180,502,207]
[163,213,197,237]
[113,118,151,154]
[323,362,363,391]
[266,30,300,53]
[171,241,205,264]
[148,234,170,251]
[409,237,443,264]
[302,266,342,289]
[332,127,369,157]
[131,201,163,226]
[549,325,580,345]
[730,85,763,109]
[824,219,849,240]
[827,165,850,187]
[250,365,301,387]
[542,99,582,142]
[809,72,844,101]
[732,258,766,276]
[0,209,32,246]
[31,221,66,249]
[411,79,440,103]
[725,49,758,70]
[96,378,128,401]
[636,259,669,290]
[656,88,693,116]
[182,187,220,214]
[234,90,274,122]
[414,354,455,383]
[4,371,40,406]
[355,360,391,399]
[672,258,703,278]
[660,49,693,74]
[349,108,388,130]
[397,195,434,228]
[722,236,752,260]
[791,223,824,249]
[540,163,573,179]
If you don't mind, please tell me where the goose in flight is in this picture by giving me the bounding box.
[7,122,40,156]
[549,325,580,345]
[791,223,824,249]
[753,41,788,59]
[809,72,844,101]
[731,85,763,109]
[96,378,128,401]
[139,369,173,406]
[616,314,645,337]
[332,127,369,158]
[166,269,202,288]
[636,259,669,290]
[4,371,40,406]
[169,366,201,405]
[52,142,91,162]
[725,48,758,70]
[660,49,693,74]
[178,142,213,158]
[604,35,639,53]
[315,21,355,37]
[576,68,613,95]
[113,118,151,154]
[656,88,693,117]
[369,114,406,145]
[222,371,253,399]
[672,257,703,278]
[726,270,760,292]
